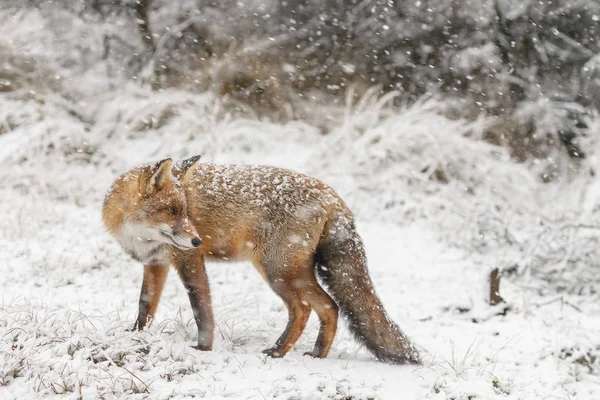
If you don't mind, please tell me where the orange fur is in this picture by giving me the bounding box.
[102,156,420,363]
[134,265,169,330]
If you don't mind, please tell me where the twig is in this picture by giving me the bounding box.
[534,296,583,313]
[489,268,504,306]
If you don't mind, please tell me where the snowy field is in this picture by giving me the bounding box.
[1,84,600,399]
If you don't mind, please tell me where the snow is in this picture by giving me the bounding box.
[1,208,598,398]
[1,2,600,395]
[1,88,599,399]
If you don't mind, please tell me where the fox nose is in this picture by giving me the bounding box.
[191,237,202,247]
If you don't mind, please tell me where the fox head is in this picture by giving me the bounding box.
[103,156,203,263]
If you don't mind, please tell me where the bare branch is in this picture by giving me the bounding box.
[134,0,155,54]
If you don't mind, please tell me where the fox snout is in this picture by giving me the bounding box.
[179,234,202,249]
[160,217,202,250]
[161,229,202,250]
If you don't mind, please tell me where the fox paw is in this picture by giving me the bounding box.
[192,344,211,351]
[303,351,325,358]
[262,347,284,358]
[128,323,144,332]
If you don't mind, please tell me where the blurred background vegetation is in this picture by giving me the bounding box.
[2,0,600,167]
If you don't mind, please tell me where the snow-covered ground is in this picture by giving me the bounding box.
[1,85,599,399]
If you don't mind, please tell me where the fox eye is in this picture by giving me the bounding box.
[168,207,178,216]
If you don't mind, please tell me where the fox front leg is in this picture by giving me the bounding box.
[175,252,215,351]
[134,264,169,330]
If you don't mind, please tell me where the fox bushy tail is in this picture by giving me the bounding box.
[316,212,420,364]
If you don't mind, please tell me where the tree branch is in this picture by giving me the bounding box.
[134,0,155,54]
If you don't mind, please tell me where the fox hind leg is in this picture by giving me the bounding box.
[302,267,339,358]
[261,265,312,358]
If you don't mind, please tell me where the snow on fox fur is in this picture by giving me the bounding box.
[102,155,420,364]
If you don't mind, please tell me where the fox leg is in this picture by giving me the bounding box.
[174,253,214,351]
[302,267,339,358]
[261,267,312,358]
[134,264,169,330]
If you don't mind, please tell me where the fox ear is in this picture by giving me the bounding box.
[146,158,173,193]
[178,155,201,181]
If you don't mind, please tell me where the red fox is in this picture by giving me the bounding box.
[102,155,420,364]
